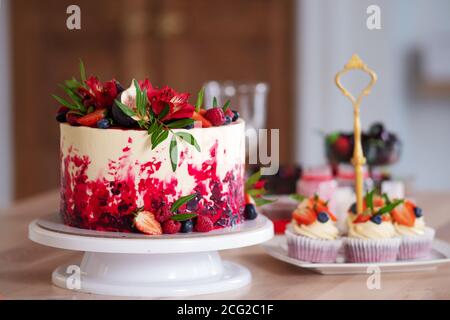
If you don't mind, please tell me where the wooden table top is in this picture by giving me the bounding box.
[1,190,450,300]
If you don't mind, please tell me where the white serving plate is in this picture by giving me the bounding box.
[263,235,450,275]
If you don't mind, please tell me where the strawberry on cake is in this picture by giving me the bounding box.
[54,61,249,235]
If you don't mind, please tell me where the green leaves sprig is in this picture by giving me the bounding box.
[52,59,88,114]
[195,87,204,113]
[245,170,276,207]
[170,194,198,221]
[114,80,201,171]
[222,100,231,112]
[364,189,403,216]
[171,193,197,212]
[376,199,403,216]
[289,194,306,203]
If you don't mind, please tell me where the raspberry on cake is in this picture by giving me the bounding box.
[54,61,245,235]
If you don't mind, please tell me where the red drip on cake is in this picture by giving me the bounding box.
[60,142,244,233]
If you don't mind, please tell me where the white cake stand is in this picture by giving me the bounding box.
[28,213,273,298]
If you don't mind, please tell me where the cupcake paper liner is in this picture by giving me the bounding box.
[397,227,435,261]
[344,237,401,263]
[285,228,342,263]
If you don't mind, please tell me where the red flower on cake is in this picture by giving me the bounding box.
[82,76,118,110]
[139,79,195,121]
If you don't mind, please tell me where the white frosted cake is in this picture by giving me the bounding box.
[60,121,245,232]
[54,62,248,234]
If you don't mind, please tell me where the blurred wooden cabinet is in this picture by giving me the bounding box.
[12,0,294,199]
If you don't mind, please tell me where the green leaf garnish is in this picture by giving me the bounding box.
[289,194,306,202]
[212,97,218,107]
[195,87,204,112]
[79,59,86,84]
[169,135,178,172]
[171,213,198,221]
[325,132,340,145]
[366,189,375,212]
[158,104,170,120]
[115,100,137,118]
[245,170,261,191]
[222,100,231,112]
[133,79,148,118]
[247,188,266,197]
[151,129,169,150]
[171,193,197,213]
[382,193,391,205]
[65,78,82,90]
[166,118,194,129]
[52,94,77,110]
[254,197,275,207]
[376,199,403,215]
[175,132,201,152]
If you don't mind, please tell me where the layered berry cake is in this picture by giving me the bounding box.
[54,62,248,235]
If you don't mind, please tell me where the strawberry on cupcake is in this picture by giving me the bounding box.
[390,198,435,260]
[285,194,342,263]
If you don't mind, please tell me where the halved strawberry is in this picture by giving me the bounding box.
[373,196,385,207]
[353,214,371,224]
[293,206,317,225]
[381,214,391,222]
[134,210,162,235]
[77,109,107,127]
[391,201,415,227]
[192,111,212,128]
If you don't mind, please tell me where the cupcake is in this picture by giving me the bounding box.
[391,199,435,260]
[286,195,342,263]
[344,191,402,263]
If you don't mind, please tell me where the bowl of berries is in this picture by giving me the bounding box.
[325,122,402,167]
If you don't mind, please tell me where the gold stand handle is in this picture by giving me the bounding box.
[335,54,377,214]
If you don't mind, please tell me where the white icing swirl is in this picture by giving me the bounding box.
[292,219,339,240]
[394,217,426,236]
[349,220,396,239]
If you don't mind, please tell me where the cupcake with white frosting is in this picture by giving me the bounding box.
[285,195,342,263]
[391,199,435,260]
[344,190,402,263]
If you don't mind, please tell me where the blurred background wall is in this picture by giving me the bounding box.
[0,0,449,208]
[296,0,450,191]
[0,0,12,208]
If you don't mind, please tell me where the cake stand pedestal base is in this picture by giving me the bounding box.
[29,213,273,298]
[52,251,250,297]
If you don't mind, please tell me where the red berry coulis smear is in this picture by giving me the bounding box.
[60,141,244,233]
